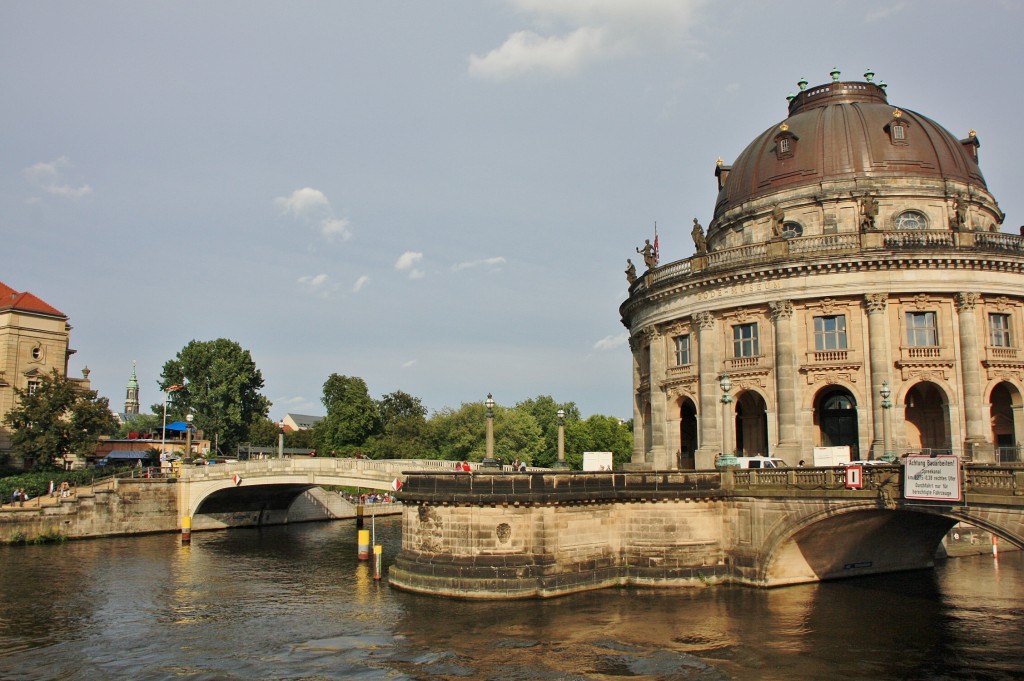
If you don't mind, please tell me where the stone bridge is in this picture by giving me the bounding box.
[389,464,1024,599]
[177,457,461,526]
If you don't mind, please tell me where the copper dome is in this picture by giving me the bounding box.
[712,79,987,223]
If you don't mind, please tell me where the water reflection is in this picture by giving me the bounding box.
[0,517,1020,681]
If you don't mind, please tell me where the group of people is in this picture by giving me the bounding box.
[10,488,29,505]
[510,459,529,472]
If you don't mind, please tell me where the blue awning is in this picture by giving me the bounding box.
[162,422,193,432]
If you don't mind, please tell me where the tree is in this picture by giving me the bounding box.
[158,339,271,456]
[367,390,431,459]
[3,369,118,468]
[427,399,542,464]
[566,415,634,469]
[514,395,581,467]
[116,412,161,439]
[313,374,380,455]
[246,417,282,447]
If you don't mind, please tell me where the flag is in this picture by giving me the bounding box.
[391,478,403,492]
[653,223,660,265]
[167,384,184,392]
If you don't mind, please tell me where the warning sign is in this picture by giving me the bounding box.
[845,464,863,489]
[904,455,962,501]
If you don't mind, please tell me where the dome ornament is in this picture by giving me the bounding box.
[797,77,808,91]
[830,67,841,82]
[864,69,875,82]
[892,109,903,118]
[879,80,887,90]
[969,129,977,138]
[786,92,795,102]
[780,123,789,131]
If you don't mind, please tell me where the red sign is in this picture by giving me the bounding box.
[391,478,403,492]
[845,465,863,489]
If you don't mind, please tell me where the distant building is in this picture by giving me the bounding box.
[124,362,140,416]
[281,413,323,432]
[0,281,93,467]
[621,70,1022,470]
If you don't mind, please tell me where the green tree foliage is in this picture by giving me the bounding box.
[367,390,431,459]
[2,369,119,468]
[313,374,380,456]
[565,415,634,469]
[513,395,581,467]
[246,417,283,447]
[158,339,271,456]
[285,427,316,450]
[427,399,542,464]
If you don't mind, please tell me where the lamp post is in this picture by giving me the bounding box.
[185,413,194,460]
[880,381,894,461]
[481,393,500,469]
[553,408,568,469]
[720,374,735,464]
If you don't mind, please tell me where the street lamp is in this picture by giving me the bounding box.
[880,381,895,461]
[185,413,194,460]
[480,393,500,469]
[161,384,183,466]
[553,408,568,469]
[720,374,735,463]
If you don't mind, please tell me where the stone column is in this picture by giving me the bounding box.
[865,294,890,458]
[770,299,799,460]
[956,292,992,461]
[694,312,720,469]
[629,335,645,465]
[648,327,669,468]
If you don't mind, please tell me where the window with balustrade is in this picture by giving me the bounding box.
[906,311,939,347]
[814,315,848,351]
[989,313,1012,347]
[733,323,759,358]
[674,334,691,366]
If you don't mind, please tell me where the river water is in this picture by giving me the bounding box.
[1,516,1021,681]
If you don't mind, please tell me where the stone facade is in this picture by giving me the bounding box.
[621,74,1024,470]
[0,281,92,466]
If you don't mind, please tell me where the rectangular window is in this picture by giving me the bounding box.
[990,313,1012,347]
[779,138,790,154]
[906,312,939,347]
[893,125,905,140]
[733,323,759,358]
[26,380,40,395]
[814,315,848,350]
[674,335,691,366]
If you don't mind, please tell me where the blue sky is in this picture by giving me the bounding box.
[4,0,1024,421]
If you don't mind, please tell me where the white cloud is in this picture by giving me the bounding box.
[452,256,507,272]
[469,0,706,79]
[23,156,92,199]
[402,359,417,368]
[395,251,426,279]
[352,275,370,292]
[865,2,907,22]
[298,273,340,298]
[275,187,352,242]
[593,332,629,351]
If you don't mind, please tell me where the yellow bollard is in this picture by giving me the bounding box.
[355,504,364,529]
[181,515,192,545]
[357,529,370,560]
[373,545,383,580]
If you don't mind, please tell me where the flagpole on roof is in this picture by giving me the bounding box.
[653,221,660,266]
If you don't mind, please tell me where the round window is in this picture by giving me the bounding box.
[895,210,928,230]
[31,345,42,360]
[783,221,803,236]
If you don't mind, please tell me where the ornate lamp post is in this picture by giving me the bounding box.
[719,374,735,465]
[481,393,500,468]
[880,381,894,461]
[185,413,194,460]
[553,408,568,469]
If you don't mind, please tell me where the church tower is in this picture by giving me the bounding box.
[124,362,140,416]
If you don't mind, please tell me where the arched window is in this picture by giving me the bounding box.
[885,111,911,146]
[895,210,928,230]
[782,221,803,236]
[823,394,854,411]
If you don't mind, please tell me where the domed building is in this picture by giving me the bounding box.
[620,69,1022,470]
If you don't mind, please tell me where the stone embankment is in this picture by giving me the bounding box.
[0,476,399,543]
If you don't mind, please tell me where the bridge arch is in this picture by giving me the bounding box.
[754,499,1024,588]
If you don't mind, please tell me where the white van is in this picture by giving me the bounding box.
[734,456,789,469]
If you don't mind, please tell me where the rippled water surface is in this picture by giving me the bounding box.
[1,517,1021,680]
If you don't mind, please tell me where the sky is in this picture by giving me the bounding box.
[4,0,1024,422]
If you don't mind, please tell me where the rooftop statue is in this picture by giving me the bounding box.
[625,259,637,284]
[860,195,879,231]
[636,239,657,269]
[691,218,707,254]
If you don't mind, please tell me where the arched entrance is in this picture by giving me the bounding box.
[990,382,1022,463]
[679,398,698,469]
[735,391,768,456]
[814,388,860,460]
[904,382,950,452]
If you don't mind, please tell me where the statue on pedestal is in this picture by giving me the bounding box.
[625,259,637,284]
[691,218,707,254]
[860,195,879,231]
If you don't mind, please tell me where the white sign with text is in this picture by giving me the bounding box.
[904,455,962,501]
